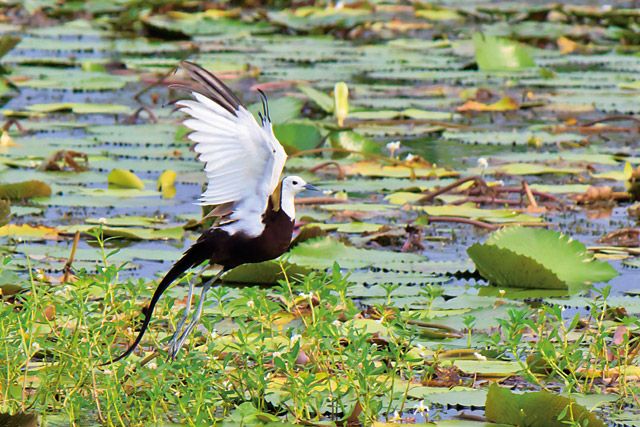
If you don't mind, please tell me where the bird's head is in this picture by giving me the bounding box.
[281,176,318,196]
[276,176,319,219]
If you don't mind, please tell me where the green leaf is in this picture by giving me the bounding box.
[108,169,145,190]
[26,103,132,115]
[0,181,51,200]
[248,97,303,124]
[473,34,535,71]
[467,227,618,293]
[298,84,333,113]
[485,384,606,427]
[273,122,323,154]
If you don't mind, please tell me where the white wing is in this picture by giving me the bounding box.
[174,62,287,236]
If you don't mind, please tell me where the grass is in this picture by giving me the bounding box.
[1,236,639,426]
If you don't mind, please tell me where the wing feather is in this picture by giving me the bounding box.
[176,61,287,236]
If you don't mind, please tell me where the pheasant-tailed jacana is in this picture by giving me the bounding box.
[105,61,317,363]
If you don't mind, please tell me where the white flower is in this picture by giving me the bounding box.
[298,292,312,299]
[414,400,429,414]
[290,334,302,344]
[32,342,41,352]
[386,141,401,158]
[389,411,402,422]
[332,320,342,327]
[272,351,282,358]
[246,300,255,308]
[474,352,487,361]
[498,289,506,297]
[97,217,107,224]
[148,361,157,370]
[477,157,489,169]
[405,153,416,162]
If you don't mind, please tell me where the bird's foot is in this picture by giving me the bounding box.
[165,276,214,360]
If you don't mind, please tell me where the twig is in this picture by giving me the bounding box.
[61,231,80,284]
[122,106,158,124]
[423,216,499,230]
[295,197,344,205]
[309,161,345,180]
[418,176,487,204]
[495,186,565,205]
[522,180,538,208]
[2,118,26,133]
[451,196,521,206]
[581,114,640,128]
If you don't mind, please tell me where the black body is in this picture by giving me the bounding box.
[105,204,294,364]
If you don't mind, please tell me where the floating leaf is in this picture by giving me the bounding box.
[223,260,311,285]
[298,84,333,113]
[467,227,618,293]
[473,34,535,71]
[0,181,51,200]
[457,97,519,112]
[0,224,58,240]
[329,131,380,157]
[26,103,132,115]
[273,122,323,154]
[108,169,145,190]
[287,237,425,269]
[485,384,606,427]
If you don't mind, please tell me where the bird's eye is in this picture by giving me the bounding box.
[292,180,298,185]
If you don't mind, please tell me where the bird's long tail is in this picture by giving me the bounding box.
[103,244,209,365]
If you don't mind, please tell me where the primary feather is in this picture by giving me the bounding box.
[175,61,287,237]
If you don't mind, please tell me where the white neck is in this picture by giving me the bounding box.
[280,189,296,219]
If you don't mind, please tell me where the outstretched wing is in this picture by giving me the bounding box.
[173,61,287,236]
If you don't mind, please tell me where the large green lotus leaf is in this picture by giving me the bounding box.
[485,384,605,427]
[468,227,617,292]
[287,237,425,269]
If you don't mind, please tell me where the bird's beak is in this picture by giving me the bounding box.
[304,183,320,192]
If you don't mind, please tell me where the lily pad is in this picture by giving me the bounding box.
[467,227,618,293]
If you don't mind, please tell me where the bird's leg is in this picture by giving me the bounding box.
[167,269,224,359]
[167,265,208,356]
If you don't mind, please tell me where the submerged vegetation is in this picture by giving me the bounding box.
[1,0,640,426]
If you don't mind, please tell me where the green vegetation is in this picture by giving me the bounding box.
[1,0,640,425]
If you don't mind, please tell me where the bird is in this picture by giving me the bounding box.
[105,61,317,364]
